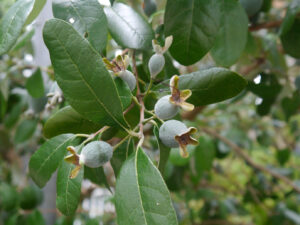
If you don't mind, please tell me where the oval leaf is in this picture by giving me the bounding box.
[211,0,248,67]
[25,0,47,25]
[164,0,221,65]
[14,119,37,144]
[43,106,102,138]
[26,68,45,98]
[56,159,83,216]
[104,3,154,50]
[115,148,178,225]
[0,0,35,55]
[43,19,128,130]
[29,134,75,188]
[52,0,107,53]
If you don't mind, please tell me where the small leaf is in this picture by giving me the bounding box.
[194,136,215,177]
[211,0,248,67]
[164,0,221,65]
[14,119,38,144]
[84,166,110,190]
[111,139,134,176]
[25,0,47,25]
[115,148,178,225]
[29,134,76,188]
[43,106,102,139]
[153,126,170,174]
[279,0,300,36]
[114,77,132,110]
[281,18,300,58]
[0,0,35,55]
[43,19,128,130]
[12,29,35,52]
[104,3,154,50]
[52,0,107,53]
[26,68,45,98]
[276,148,291,166]
[155,68,247,106]
[56,158,84,216]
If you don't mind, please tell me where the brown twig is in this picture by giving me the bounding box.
[202,127,300,194]
[249,20,282,31]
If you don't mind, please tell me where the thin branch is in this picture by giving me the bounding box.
[202,127,300,194]
[249,20,282,31]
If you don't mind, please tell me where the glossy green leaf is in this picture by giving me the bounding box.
[164,0,221,65]
[52,0,107,53]
[56,159,84,216]
[25,0,47,25]
[43,106,102,139]
[111,139,134,176]
[104,3,154,50]
[153,126,170,174]
[29,134,75,188]
[194,136,215,176]
[114,77,132,110]
[43,19,128,130]
[26,68,45,98]
[0,0,35,55]
[155,68,247,106]
[281,18,300,58]
[115,148,178,225]
[14,119,38,143]
[211,0,248,67]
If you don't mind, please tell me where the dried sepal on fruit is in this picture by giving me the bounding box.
[103,55,136,91]
[154,75,194,120]
[159,120,198,158]
[148,36,173,78]
[64,141,113,179]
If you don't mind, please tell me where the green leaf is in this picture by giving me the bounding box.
[12,29,35,51]
[26,68,45,98]
[84,166,110,190]
[14,119,38,144]
[111,139,134,176]
[25,0,47,25]
[25,210,46,225]
[194,136,215,177]
[115,148,178,225]
[279,0,300,36]
[52,0,107,53]
[280,18,300,58]
[276,148,291,166]
[43,19,128,130]
[0,0,35,55]
[211,0,248,67]
[155,68,247,106]
[56,159,84,216]
[164,0,221,65]
[4,102,23,128]
[104,3,154,50]
[153,126,170,174]
[43,106,102,139]
[29,134,75,188]
[114,77,132,110]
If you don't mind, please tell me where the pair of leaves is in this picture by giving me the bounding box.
[0,0,46,55]
[155,68,247,106]
[43,19,129,130]
[115,148,178,225]
[52,0,107,53]
[29,134,83,216]
[164,0,222,65]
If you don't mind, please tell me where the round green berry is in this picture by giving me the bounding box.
[81,141,113,168]
[159,120,188,148]
[154,95,179,120]
[148,53,165,78]
[118,70,136,91]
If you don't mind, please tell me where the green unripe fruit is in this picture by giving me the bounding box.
[154,95,179,120]
[159,120,188,148]
[148,53,165,78]
[240,0,263,17]
[81,141,113,168]
[0,183,19,211]
[118,70,136,91]
[20,185,43,210]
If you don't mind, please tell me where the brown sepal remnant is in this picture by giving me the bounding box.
[175,127,198,158]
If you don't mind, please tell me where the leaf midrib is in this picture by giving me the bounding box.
[52,24,127,129]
